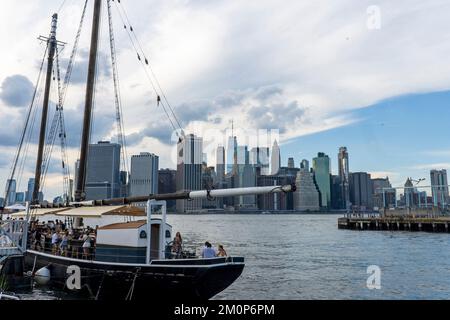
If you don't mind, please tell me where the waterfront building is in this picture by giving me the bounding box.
[158,169,177,211]
[270,140,281,175]
[338,147,350,210]
[288,158,295,169]
[330,175,343,210]
[176,134,203,213]
[130,152,159,198]
[257,175,292,211]
[403,178,421,208]
[430,169,449,207]
[312,153,331,209]
[349,172,373,211]
[216,146,225,183]
[293,161,320,211]
[85,141,121,200]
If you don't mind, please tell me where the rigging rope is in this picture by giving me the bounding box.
[112,0,184,136]
[107,0,129,174]
[3,44,48,207]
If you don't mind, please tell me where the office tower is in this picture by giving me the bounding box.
[270,140,281,175]
[372,177,392,193]
[331,175,343,210]
[313,153,331,209]
[338,147,350,210]
[403,178,419,208]
[236,146,256,208]
[300,159,309,170]
[288,158,295,169]
[158,169,177,211]
[15,192,25,204]
[176,134,203,213]
[25,178,35,202]
[85,141,121,200]
[5,179,16,206]
[130,153,159,198]
[216,146,225,182]
[372,177,395,209]
[293,165,320,211]
[430,169,449,207]
[349,172,374,210]
[226,136,238,175]
[250,147,270,175]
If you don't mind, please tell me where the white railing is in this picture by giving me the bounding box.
[0,220,28,253]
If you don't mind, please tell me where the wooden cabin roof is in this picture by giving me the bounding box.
[98,220,147,230]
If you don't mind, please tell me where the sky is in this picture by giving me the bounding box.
[0,0,449,199]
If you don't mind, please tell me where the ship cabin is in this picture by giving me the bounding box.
[95,219,172,263]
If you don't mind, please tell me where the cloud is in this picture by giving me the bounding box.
[0,75,34,108]
[60,49,112,85]
[409,163,450,171]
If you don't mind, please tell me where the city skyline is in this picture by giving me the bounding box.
[1,1,450,200]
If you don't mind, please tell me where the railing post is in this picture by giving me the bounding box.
[146,200,152,265]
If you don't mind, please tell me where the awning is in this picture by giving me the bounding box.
[11,208,71,218]
[55,205,145,217]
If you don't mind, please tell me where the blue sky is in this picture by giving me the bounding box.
[283,90,450,187]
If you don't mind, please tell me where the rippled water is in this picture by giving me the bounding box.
[17,214,450,300]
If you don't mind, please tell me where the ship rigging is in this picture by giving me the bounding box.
[0,0,296,300]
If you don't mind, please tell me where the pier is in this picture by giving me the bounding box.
[338,210,450,233]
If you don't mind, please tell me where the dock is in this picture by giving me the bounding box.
[338,210,450,233]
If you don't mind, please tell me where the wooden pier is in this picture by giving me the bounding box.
[338,214,450,233]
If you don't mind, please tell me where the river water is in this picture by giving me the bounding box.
[17,214,450,300]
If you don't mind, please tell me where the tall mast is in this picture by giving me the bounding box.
[33,14,58,204]
[75,0,102,202]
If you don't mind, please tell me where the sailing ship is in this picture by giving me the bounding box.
[1,0,296,300]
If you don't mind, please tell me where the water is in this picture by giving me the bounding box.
[20,214,450,300]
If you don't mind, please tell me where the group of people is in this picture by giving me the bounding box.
[170,232,228,259]
[30,220,96,259]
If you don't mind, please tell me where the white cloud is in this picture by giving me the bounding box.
[1,0,450,198]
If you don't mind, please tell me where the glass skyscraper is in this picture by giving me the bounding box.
[313,152,331,209]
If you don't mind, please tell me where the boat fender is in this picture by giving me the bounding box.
[35,267,51,286]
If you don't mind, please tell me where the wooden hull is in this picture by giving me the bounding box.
[24,250,244,300]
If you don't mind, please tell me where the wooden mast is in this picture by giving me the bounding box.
[32,14,58,204]
[75,0,103,202]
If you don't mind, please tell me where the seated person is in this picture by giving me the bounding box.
[201,242,216,259]
[217,244,228,257]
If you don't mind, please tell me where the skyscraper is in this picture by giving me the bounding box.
[236,146,256,208]
[349,172,374,210]
[313,153,331,209]
[85,141,121,200]
[338,147,350,210]
[250,147,270,175]
[5,179,16,206]
[293,162,320,211]
[176,134,203,213]
[270,140,281,175]
[430,169,449,207]
[226,136,238,175]
[216,146,225,182]
[130,153,159,198]
[288,158,295,169]
[26,178,35,202]
[159,169,177,211]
